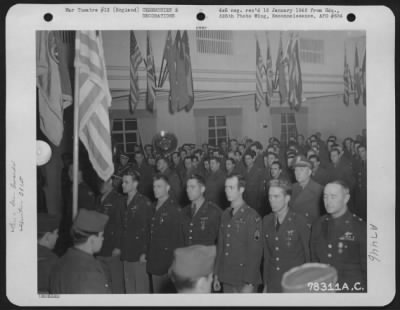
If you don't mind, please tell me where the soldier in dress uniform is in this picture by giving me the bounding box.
[147,174,184,293]
[205,157,228,210]
[116,169,153,293]
[309,154,331,187]
[113,152,133,192]
[95,178,125,293]
[249,141,265,170]
[262,180,311,293]
[169,245,217,293]
[213,174,263,293]
[289,155,324,227]
[49,209,111,294]
[132,151,155,201]
[156,156,184,205]
[181,174,222,246]
[353,144,367,221]
[243,150,266,216]
[310,181,367,292]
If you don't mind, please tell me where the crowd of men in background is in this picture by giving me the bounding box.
[39,129,367,294]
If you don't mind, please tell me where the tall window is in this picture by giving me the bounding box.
[111,118,138,154]
[196,30,234,55]
[299,38,325,64]
[208,116,228,147]
[280,112,298,145]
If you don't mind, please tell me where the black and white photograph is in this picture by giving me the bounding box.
[6,4,395,307]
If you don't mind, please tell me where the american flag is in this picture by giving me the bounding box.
[146,31,156,112]
[288,34,303,110]
[129,31,143,113]
[255,38,265,111]
[265,34,274,106]
[75,31,114,181]
[354,46,362,105]
[343,46,352,106]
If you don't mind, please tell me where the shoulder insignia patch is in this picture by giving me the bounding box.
[254,230,260,241]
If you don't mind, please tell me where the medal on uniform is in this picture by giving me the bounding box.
[338,241,344,254]
[286,230,294,247]
[200,217,207,231]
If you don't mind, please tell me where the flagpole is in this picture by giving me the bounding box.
[72,31,80,220]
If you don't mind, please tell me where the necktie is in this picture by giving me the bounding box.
[191,204,196,218]
[275,218,280,232]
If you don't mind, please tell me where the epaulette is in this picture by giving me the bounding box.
[352,213,364,222]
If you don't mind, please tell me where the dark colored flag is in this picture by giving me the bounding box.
[354,46,362,105]
[182,31,195,112]
[129,31,143,113]
[343,45,351,106]
[265,34,274,106]
[146,31,156,112]
[288,34,303,110]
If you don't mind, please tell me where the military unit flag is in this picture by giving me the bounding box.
[343,46,352,106]
[265,34,274,107]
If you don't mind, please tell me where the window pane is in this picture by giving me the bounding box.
[126,143,135,153]
[288,113,295,123]
[208,129,216,138]
[217,128,226,137]
[112,134,124,143]
[125,119,137,131]
[209,139,216,147]
[281,113,286,123]
[126,133,137,143]
[216,116,226,127]
[115,143,125,153]
[112,119,123,131]
[208,117,215,127]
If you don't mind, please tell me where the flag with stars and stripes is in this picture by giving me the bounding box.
[74,31,114,180]
[129,31,143,113]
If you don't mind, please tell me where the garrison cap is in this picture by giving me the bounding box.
[292,155,313,169]
[72,209,109,233]
[281,263,338,293]
[169,245,216,279]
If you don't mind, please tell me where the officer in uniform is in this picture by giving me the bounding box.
[353,144,367,221]
[289,155,324,227]
[116,169,153,293]
[132,151,155,201]
[113,152,132,192]
[95,178,125,293]
[213,174,263,293]
[310,181,367,292]
[243,150,266,216]
[49,209,111,294]
[182,174,222,246]
[205,157,228,210]
[169,245,217,294]
[156,156,184,205]
[262,180,311,293]
[309,154,331,187]
[147,174,184,293]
